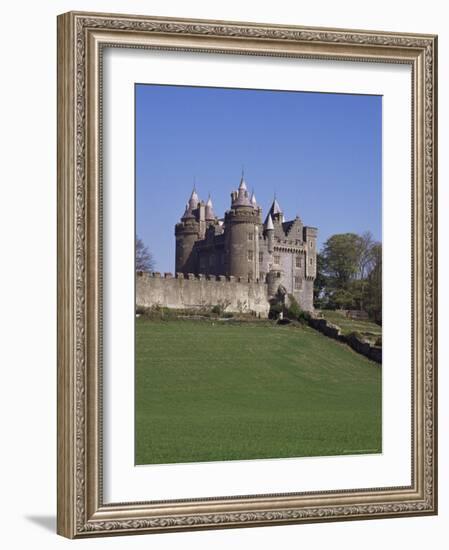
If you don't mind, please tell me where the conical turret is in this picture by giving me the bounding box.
[231,175,252,207]
[205,195,215,221]
[264,196,284,224]
[265,214,274,253]
[250,190,257,207]
[175,186,202,273]
[239,176,247,191]
[181,202,194,220]
[188,186,200,210]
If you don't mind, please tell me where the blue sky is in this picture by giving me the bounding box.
[136,84,382,273]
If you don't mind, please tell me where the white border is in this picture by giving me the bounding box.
[103,48,411,503]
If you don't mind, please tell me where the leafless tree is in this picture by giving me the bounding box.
[357,231,377,280]
[136,236,155,272]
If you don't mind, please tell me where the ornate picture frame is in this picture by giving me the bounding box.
[57,11,437,538]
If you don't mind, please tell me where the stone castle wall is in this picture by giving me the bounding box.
[136,272,270,318]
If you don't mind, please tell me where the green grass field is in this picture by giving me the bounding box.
[135,319,381,465]
[320,310,382,344]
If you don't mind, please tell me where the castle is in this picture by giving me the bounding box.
[174,176,317,311]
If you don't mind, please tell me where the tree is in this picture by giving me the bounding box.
[354,231,378,310]
[321,233,363,289]
[313,253,328,308]
[357,231,377,279]
[329,287,357,310]
[136,236,155,272]
[317,232,382,315]
[364,243,382,323]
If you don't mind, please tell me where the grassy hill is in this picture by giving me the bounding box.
[135,318,381,465]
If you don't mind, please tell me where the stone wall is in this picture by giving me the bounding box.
[136,272,270,318]
[309,317,382,364]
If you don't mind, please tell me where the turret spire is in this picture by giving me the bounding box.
[231,171,251,207]
[271,196,282,215]
[190,186,199,201]
[205,194,215,221]
[250,189,257,207]
[266,214,274,231]
[264,195,283,225]
[188,186,200,209]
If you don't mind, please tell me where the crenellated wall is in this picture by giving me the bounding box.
[136,272,270,317]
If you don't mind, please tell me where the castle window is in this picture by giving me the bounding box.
[274,254,280,265]
[295,255,301,268]
[248,232,254,241]
[294,276,301,289]
[310,240,313,247]
[309,258,313,265]
[259,252,263,263]
[247,250,253,261]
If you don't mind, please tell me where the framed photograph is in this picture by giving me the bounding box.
[57,11,438,538]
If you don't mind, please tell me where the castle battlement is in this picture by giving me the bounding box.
[136,269,270,317]
[137,271,267,285]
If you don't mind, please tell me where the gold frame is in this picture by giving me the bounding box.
[57,11,438,538]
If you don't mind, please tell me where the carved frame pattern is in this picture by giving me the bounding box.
[57,11,437,538]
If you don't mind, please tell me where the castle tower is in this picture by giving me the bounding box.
[303,226,318,279]
[224,176,261,279]
[175,187,200,274]
[250,191,260,280]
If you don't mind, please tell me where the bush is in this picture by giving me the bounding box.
[375,335,382,347]
[286,295,311,325]
[286,295,301,320]
[211,305,221,315]
[297,309,311,324]
[142,305,184,320]
[158,307,179,320]
[269,303,284,319]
